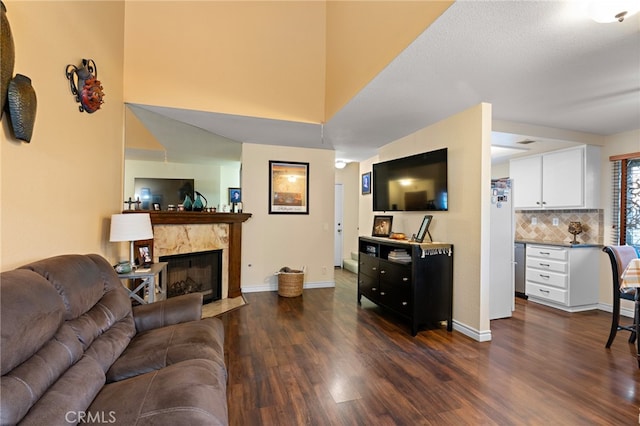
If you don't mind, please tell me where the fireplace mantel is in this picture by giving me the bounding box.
[124,211,251,298]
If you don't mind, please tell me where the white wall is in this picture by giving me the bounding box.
[491,161,510,179]
[240,143,335,291]
[359,156,379,238]
[221,165,241,206]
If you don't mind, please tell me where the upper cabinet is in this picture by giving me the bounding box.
[510,145,601,210]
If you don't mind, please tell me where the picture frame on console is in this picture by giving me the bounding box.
[268,160,309,214]
[414,214,433,243]
[372,215,393,237]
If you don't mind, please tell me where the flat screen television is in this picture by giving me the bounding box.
[373,148,448,211]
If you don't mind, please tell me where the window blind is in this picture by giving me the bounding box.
[626,159,640,247]
[611,160,620,244]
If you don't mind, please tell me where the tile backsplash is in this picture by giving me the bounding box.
[515,209,603,244]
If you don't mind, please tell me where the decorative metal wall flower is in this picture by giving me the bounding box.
[65,59,104,113]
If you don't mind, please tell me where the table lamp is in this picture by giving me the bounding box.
[110,213,153,269]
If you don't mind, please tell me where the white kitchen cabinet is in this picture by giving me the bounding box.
[510,145,600,209]
[525,244,599,312]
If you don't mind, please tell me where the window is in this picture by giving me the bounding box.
[611,154,640,248]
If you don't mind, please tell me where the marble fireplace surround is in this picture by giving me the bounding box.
[127,212,251,299]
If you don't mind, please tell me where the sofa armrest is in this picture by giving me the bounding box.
[132,293,203,333]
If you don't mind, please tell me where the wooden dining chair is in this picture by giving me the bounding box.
[602,245,639,348]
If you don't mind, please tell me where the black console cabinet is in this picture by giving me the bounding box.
[357,236,453,336]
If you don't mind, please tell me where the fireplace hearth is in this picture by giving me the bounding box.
[160,250,222,303]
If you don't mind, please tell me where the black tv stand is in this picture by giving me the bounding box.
[357,236,453,336]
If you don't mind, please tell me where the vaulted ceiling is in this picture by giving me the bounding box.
[124,1,640,166]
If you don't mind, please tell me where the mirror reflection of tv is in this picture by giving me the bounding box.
[134,178,194,210]
[373,148,448,211]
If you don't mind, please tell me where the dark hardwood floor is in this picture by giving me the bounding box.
[220,268,640,425]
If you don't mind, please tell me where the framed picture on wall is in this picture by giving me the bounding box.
[362,172,371,195]
[268,160,309,214]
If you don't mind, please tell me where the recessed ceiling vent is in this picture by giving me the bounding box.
[516,139,536,145]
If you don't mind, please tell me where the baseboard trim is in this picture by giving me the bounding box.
[453,320,492,342]
[242,280,335,293]
[597,302,635,319]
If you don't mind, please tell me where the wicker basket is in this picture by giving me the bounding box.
[277,270,304,297]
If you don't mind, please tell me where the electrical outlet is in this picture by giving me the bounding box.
[531,217,537,225]
[552,218,559,226]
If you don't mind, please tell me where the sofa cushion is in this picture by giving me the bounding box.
[0,269,89,424]
[0,323,84,424]
[21,254,137,373]
[20,254,113,321]
[106,317,226,383]
[89,359,228,425]
[16,356,105,426]
[133,293,203,333]
[0,269,65,374]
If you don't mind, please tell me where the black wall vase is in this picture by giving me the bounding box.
[7,74,37,142]
[1,1,16,119]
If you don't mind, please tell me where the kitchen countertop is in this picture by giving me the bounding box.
[515,239,602,248]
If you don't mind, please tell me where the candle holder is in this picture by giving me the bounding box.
[568,221,583,245]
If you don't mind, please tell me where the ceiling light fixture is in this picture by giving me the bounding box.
[585,1,640,22]
[335,160,347,169]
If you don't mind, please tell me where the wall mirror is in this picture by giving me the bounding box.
[123,104,242,211]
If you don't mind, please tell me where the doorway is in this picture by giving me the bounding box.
[334,184,344,267]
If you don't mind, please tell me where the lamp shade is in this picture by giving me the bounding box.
[109,213,153,242]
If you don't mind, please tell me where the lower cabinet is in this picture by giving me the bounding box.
[357,237,453,336]
[525,244,599,311]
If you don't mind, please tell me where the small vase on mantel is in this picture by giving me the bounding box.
[183,194,193,211]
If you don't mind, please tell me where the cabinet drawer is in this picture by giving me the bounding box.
[526,267,567,289]
[359,253,380,277]
[527,282,568,305]
[378,283,412,316]
[527,245,567,261]
[379,260,411,285]
[526,258,567,274]
[358,273,380,300]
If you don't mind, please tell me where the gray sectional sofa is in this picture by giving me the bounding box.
[0,254,228,425]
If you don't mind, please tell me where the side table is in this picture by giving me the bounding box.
[117,262,168,304]
[620,258,640,368]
